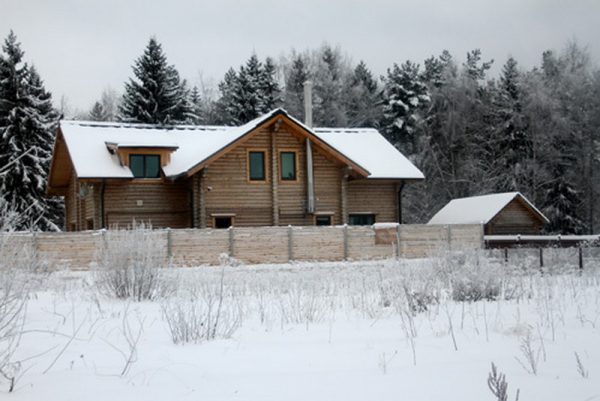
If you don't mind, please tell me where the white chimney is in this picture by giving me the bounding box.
[303,80,313,128]
[304,80,315,214]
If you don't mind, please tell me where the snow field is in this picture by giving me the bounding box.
[2,254,600,401]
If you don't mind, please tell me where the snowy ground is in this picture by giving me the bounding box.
[2,254,600,401]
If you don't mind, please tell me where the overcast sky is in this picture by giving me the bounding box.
[2,0,599,111]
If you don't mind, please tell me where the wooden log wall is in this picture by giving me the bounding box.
[0,224,484,269]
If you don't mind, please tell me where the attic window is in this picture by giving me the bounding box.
[130,155,160,178]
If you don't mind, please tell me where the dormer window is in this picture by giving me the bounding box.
[129,154,160,178]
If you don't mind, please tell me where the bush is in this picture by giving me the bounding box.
[94,225,173,301]
[0,235,38,391]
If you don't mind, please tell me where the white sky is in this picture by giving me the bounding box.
[2,0,599,111]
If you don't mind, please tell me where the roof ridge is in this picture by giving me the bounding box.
[60,120,232,132]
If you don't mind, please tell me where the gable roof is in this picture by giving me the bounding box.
[51,108,424,183]
[427,192,549,225]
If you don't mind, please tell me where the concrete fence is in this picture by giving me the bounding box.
[0,224,484,270]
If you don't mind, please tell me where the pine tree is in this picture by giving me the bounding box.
[344,60,381,127]
[283,53,310,120]
[189,85,204,124]
[313,45,347,127]
[489,57,531,192]
[0,31,62,231]
[381,61,430,156]
[259,57,280,111]
[119,37,189,124]
[89,101,107,121]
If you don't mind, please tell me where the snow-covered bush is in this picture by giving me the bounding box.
[0,234,38,391]
[162,269,242,344]
[94,225,174,301]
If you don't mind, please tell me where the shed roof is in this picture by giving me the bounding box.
[427,192,549,225]
[53,108,424,181]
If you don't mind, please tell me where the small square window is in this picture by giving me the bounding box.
[129,154,160,178]
[280,152,296,180]
[214,216,233,229]
[316,215,332,226]
[249,151,265,181]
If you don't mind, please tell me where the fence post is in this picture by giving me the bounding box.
[447,225,452,251]
[504,248,508,263]
[343,224,349,261]
[288,225,293,262]
[166,228,172,259]
[579,247,583,270]
[539,248,544,268]
[228,226,235,257]
[396,224,401,258]
[32,231,38,263]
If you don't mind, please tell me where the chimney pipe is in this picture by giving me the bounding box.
[303,80,315,214]
[303,80,313,128]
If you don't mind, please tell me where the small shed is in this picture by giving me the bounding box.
[427,192,549,235]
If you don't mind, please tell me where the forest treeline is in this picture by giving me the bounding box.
[2,32,599,233]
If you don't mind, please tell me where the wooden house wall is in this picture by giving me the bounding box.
[347,180,398,223]
[485,198,543,235]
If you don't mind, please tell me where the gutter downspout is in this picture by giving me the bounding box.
[397,181,405,224]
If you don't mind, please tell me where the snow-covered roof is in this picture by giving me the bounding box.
[57,108,424,180]
[427,192,549,225]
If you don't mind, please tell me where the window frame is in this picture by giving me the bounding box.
[314,213,334,226]
[247,149,267,183]
[348,213,376,226]
[212,214,235,229]
[129,154,161,179]
[279,150,298,182]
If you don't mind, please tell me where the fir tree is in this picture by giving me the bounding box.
[0,31,62,231]
[489,57,531,192]
[214,67,238,125]
[89,101,107,121]
[313,45,347,126]
[259,57,280,111]
[344,60,381,127]
[381,61,430,156]
[283,53,310,120]
[189,85,204,124]
[119,37,189,124]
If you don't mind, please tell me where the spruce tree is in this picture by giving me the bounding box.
[214,68,238,125]
[313,45,347,127]
[119,38,189,124]
[259,57,280,111]
[283,53,310,120]
[0,31,62,231]
[89,101,107,121]
[344,60,381,127]
[381,61,430,156]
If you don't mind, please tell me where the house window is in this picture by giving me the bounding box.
[129,155,160,178]
[248,151,266,181]
[349,214,376,226]
[214,216,233,229]
[315,215,332,226]
[280,151,296,181]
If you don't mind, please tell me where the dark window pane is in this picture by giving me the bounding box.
[249,151,265,180]
[145,155,160,178]
[316,215,332,226]
[130,155,144,178]
[349,214,375,225]
[281,152,296,180]
[214,217,232,229]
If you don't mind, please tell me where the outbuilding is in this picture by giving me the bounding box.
[427,192,549,235]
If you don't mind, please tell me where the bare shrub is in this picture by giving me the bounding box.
[515,329,541,375]
[94,225,173,301]
[162,268,242,344]
[0,234,38,391]
[488,362,520,401]
[438,252,503,302]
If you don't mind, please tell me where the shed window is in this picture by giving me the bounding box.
[280,152,296,180]
[248,151,266,181]
[129,155,160,178]
[349,214,375,226]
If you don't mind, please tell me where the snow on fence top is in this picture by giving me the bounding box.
[58,108,424,180]
[428,192,549,225]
